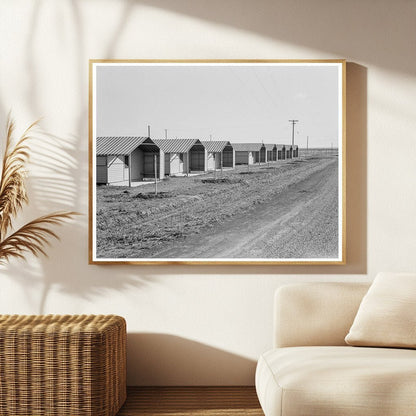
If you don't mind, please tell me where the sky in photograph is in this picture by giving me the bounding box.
[96,63,341,148]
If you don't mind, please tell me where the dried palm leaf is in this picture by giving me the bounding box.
[0,117,38,239]
[0,212,78,264]
[0,116,79,264]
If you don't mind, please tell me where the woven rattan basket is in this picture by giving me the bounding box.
[0,314,126,416]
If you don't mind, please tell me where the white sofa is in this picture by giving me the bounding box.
[255,282,416,416]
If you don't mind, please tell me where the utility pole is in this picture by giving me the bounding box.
[220,152,223,175]
[165,129,168,139]
[128,153,132,187]
[148,125,151,138]
[154,154,158,195]
[289,120,299,147]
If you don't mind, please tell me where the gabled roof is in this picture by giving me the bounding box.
[292,145,298,149]
[96,136,152,155]
[200,141,232,152]
[264,144,276,151]
[276,144,286,150]
[153,139,200,153]
[232,143,263,152]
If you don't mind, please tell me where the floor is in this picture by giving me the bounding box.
[117,386,263,416]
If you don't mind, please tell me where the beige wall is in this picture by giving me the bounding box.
[0,0,415,385]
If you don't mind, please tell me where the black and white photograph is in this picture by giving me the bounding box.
[89,60,345,264]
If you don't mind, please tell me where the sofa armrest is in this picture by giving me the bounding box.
[274,282,370,348]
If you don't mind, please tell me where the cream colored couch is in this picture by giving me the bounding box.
[255,282,416,416]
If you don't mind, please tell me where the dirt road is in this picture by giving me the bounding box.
[152,160,339,259]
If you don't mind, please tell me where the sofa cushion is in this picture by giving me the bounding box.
[345,272,416,348]
[274,283,370,348]
[256,346,416,416]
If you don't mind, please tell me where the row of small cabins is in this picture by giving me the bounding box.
[96,137,299,186]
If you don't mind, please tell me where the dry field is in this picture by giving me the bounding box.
[95,154,338,259]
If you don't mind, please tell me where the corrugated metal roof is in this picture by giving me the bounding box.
[96,136,150,155]
[232,143,263,152]
[264,144,276,151]
[200,141,231,152]
[153,139,199,153]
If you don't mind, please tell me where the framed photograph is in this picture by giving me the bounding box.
[89,60,346,265]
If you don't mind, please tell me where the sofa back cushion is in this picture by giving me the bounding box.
[345,272,416,348]
[274,283,370,348]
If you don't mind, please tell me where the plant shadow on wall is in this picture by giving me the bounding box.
[1,120,152,314]
[0,1,152,313]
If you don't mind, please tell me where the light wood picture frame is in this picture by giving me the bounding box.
[89,59,346,265]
